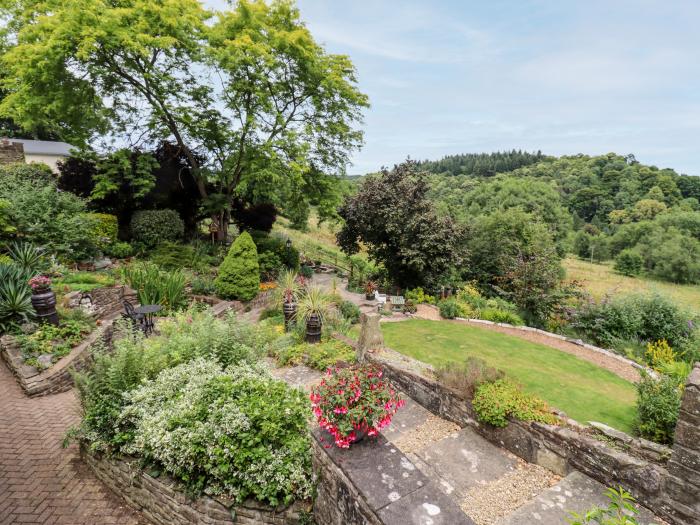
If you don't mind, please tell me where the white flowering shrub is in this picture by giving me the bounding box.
[118,358,312,506]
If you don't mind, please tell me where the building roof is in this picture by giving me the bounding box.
[8,139,75,156]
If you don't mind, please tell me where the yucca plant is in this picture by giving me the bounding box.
[276,269,301,304]
[0,277,34,332]
[6,241,44,273]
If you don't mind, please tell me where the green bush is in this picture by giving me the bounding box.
[130,209,184,248]
[405,287,436,305]
[251,231,300,270]
[215,232,260,301]
[438,298,467,319]
[339,300,361,324]
[614,249,643,276]
[119,359,312,505]
[121,262,187,311]
[105,241,133,259]
[636,373,683,445]
[0,163,99,261]
[18,310,94,368]
[0,262,35,332]
[190,275,216,296]
[299,264,313,279]
[571,293,697,356]
[480,308,524,325]
[472,379,558,428]
[436,357,504,399]
[84,213,118,251]
[257,251,283,281]
[148,242,215,272]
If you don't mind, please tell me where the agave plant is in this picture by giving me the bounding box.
[6,241,44,273]
[0,275,34,331]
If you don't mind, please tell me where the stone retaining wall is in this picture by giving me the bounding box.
[81,447,306,525]
[0,318,116,397]
[362,345,699,524]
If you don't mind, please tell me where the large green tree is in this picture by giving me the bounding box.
[0,0,368,237]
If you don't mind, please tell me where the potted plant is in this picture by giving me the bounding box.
[310,365,405,448]
[277,269,301,332]
[297,285,331,343]
[364,280,377,300]
[28,275,59,325]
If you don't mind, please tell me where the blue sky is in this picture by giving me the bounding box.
[212,1,700,175]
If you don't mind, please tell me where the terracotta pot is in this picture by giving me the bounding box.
[305,313,322,343]
[31,289,59,325]
[283,301,297,332]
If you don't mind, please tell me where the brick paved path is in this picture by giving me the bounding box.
[0,362,146,525]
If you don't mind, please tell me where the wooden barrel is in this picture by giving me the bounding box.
[305,313,322,343]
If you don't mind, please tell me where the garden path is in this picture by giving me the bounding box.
[0,362,146,525]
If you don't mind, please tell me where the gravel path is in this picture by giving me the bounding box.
[393,415,461,454]
[460,461,559,525]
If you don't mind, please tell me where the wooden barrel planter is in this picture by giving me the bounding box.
[283,301,297,332]
[31,289,59,325]
[305,313,322,343]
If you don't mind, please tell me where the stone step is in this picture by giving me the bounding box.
[496,471,661,525]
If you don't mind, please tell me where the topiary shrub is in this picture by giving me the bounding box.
[614,249,643,276]
[130,209,184,247]
[215,232,260,301]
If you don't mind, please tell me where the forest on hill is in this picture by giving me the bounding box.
[426,152,700,284]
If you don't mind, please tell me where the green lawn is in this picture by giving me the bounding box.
[381,319,637,433]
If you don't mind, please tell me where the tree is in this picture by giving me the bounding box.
[215,231,260,300]
[337,160,463,288]
[0,0,368,238]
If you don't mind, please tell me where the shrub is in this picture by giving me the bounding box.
[251,231,300,270]
[635,373,683,445]
[571,293,696,355]
[18,312,94,368]
[0,263,35,332]
[190,275,216,296]
[257,251,283,281]
[614,249,643,276]
[644,340,675,370]
[85,213,118,251]
[149,242,214,272]
[435,357,504,399]
[130,209,184,247]
[405,287,436,305]
[480,308,524,325]
[472,379,558,428]
[567,486,644,525]
[310,365,405,448]
[339,300,361,324]
[438,298,467,319]
[118,359,312,505]
[215,232,260,301]
[299,264,313,279]
[105,241,133,259]
[121,262,187,311]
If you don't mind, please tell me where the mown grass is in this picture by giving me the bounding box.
[381,319,638,433]
[564,257,700,315]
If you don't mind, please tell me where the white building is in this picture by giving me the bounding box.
[0,138,75,173]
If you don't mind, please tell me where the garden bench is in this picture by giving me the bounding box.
[390,295,405,310]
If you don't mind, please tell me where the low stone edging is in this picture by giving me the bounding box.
[0,316,117,397]
[80,446,306,525]
[360,344,698,525]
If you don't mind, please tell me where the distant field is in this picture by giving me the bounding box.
[564,258,700,314]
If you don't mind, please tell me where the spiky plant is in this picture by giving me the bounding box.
[276,269,301,304]
[297,286,332,325]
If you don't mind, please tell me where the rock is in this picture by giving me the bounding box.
[93,257,112,270]
[20,322,38,335]
[36,354,54,370]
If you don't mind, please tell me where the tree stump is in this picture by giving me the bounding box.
[357,312,384,362]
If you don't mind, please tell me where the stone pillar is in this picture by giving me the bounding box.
[357,312,383,362]
[666,363,700,522]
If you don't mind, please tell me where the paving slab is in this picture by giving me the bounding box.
[378,480,477,525]
[269,363,323,389]
[414,427,518,498]
[381,396,433,441]
[497,471,662,525]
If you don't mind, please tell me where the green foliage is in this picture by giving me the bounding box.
[251,232,300,279]
[257,251,283,281]
[480,308,524,325]
[567,486,644,525]
[104,241,133,259]
[19,310,94,368]
[571,293,697,356]
[419,150,547,177]
[636,373,683,445]
[272,337,356,370]
[6,241,44,273]
[337,160,463,288]
[296,286,332,326]
[472,379,558,428]
[339,300,361,324]
[0,198,16,239]
[405,287,436,305]
[0,263,34,332]
[119,359,312,505]
[148,242,215,272]
[435,357,505,399]
[299,265,314,279]
[438,298,468,319]
[0,164,98,261]
[84,213,118,251]
[130,210,184,248]
[190,275,216,296]
[215,232,260,301]
[90,149,158,202]
[53,271,115,292]
[614,249,643,276]
[121,262,187,311]
[644,339,675,370]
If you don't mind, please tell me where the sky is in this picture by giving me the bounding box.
[210,1,700,176]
